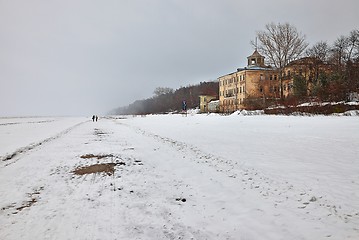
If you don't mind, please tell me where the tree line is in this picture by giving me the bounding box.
[110,81,218,115]
[301,29,359,101]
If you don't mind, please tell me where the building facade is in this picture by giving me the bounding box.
[199,95,218,113]
[282,57,333,96]
[219,50,281,112]
[218,50,333,112]
[207,100,220,113]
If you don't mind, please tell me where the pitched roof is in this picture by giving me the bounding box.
[247,49,264,59]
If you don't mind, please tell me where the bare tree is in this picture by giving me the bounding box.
[343,30,359,93]
[333,36,348,67]
[347,30,359,62]
[306,41,330,62]
[153,87,174,97]
[253,22,308,99]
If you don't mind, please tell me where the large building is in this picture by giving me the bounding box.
[219,50,282,112]
[218,50,332,112]
[282,57,333,96]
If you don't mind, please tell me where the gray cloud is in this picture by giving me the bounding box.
[1,0,358,116]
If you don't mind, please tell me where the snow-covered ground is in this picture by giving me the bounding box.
[0,117,87,161]
[0,114,358,239]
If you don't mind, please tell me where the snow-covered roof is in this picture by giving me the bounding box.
[237,66,275,72]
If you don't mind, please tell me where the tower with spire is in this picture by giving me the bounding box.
[247,49,265,67]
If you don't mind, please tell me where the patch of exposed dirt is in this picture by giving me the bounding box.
[1,203,16,211]
[2,187,44,215]
[16,198,37,212]
[175,198,187,203]
[80,154,114,159]
[73,163,120,176]
[134,160,143,165]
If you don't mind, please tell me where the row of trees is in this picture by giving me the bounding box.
[111,81,218,115]
[303,30,359,101]
[254,23,359,102]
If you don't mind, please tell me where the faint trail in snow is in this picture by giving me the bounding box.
[0,119,55,126]
[1,120,220,239]
[120,122,359,229]
[0,121,88,166]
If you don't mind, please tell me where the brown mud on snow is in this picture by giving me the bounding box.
[1,187,44,214]
[16,198,37,212]
[80,154,114,159]
[73,163,118,176]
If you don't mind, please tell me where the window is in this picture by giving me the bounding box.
[270,75,273,80]
[274,75,277,80]
[260,74,264,80]
[259,86,263,93]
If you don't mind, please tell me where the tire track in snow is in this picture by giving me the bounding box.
[0,121,88,166]
[120,122,359,232]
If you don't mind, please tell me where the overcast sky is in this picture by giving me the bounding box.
[1,0,358,116]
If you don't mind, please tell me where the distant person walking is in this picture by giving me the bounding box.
[182,100,187,111]
[182,100,187,117]
[92,115,95,122]
[96,116,98,122]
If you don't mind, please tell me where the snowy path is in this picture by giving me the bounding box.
[0,116,358,239]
